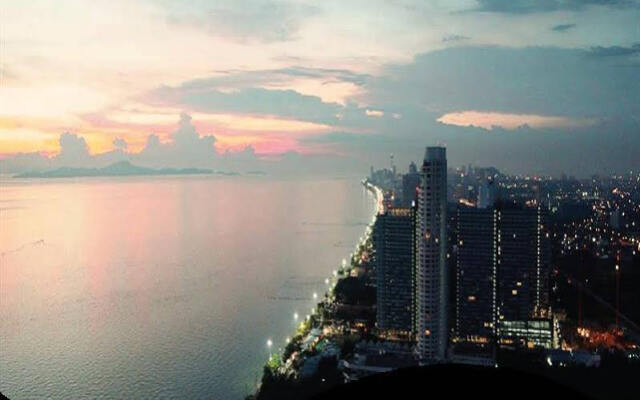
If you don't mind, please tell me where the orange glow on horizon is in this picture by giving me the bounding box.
[0,111,337,157]
[437,111,595,130]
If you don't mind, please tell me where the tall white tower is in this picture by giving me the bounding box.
[415,146,448,362]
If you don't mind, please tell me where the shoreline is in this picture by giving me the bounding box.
[248,179,382,399]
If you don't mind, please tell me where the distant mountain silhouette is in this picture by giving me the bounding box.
[15,161,213,178]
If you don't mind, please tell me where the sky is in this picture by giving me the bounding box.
[1,0,639,176]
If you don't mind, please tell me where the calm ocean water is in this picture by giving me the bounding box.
[0,175,376,400]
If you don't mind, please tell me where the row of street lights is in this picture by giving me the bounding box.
[265,200,379,364]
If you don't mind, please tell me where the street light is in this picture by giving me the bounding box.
[294,312,299,320]
[313,292,318,300]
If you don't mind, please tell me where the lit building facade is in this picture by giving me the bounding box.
[374,207,415,334]
[415,147,448,362]
[455,204,552,350]
[456,207,497,344]
[497,207,551,322]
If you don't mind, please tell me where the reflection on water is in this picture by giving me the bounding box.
[0,175,375,400]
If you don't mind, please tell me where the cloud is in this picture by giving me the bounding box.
[588,43,640,57]
[473,0,638,14]
[304,45,640,176]
[56,132,91,166]
[145,84,343,125]
[136,113,217,168]
[270,67,370,86]
[113,137,128,150]
[176,66,370,95]
[0,113,370,177]
[364,46,640,118]
[442,34,470,42]
[436,111,595,130]
[161,0,319,43]
[551,23,576,32]
[365,109,384,117]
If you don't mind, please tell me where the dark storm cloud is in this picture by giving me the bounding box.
[310,45,640,176]
[363,46,640,117]
[551,23,576,32]
[473,0,639,13]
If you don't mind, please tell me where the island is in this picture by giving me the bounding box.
[15,161,213,178]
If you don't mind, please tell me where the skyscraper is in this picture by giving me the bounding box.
[456,207,496,345]
[477,175,496,209]
[374,207,415,334]
[455,204,552,350]
[401,162,421,207]
[497,207,550,322]
[415,147,448,362]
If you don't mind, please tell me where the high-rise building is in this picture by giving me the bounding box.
[456,207,496,345]
[415,147,448,362]
[374,207,415,334]
[497,207,550,322]
[477,176,496,209]
[402,162,421,207]
[455,204,552,350]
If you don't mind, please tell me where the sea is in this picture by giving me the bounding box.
[0,175,376,400]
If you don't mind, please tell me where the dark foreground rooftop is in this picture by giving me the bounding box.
[312,364,640,400]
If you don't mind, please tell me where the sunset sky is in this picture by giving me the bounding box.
[1,0,639,175]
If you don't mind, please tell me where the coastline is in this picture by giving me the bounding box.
[248,179,382,399]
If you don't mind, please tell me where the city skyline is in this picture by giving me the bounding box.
[2,1,640,177]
